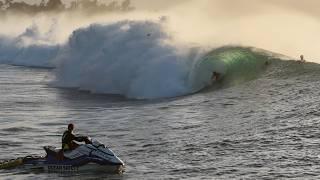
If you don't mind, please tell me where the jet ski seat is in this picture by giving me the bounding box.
[44,146,61,155]
[44,146,64,160]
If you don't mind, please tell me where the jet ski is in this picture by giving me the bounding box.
[1,139,124,174]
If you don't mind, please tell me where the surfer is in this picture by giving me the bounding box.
[62,123,90,151]
[299,55,306,63]
[211,71,220,82]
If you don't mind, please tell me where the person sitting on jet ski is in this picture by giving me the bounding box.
[62,123,90,151]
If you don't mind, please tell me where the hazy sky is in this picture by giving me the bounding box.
[3,0,320,60]
[148,0,320,60]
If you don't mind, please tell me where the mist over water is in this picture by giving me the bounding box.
[1,0,320,61]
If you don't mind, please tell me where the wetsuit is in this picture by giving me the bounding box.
[211,72,220,82]
[62,130,87,151]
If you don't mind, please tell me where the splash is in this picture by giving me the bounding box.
[52,20,199,99]
[0,21,60,68]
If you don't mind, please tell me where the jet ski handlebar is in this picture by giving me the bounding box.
[75,136,92,144]
[84,136,92,144]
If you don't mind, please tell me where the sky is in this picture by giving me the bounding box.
[152,0,320,61]
[3,0,320,61]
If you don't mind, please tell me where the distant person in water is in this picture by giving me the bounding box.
[299,55,306,63]
[211,71,220,83]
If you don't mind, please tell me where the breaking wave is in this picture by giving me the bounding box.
[0,20,274,99]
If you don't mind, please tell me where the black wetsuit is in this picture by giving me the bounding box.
[211,72,220,82]
[62,130,86,151]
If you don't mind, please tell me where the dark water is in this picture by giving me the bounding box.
[1,60,320,179]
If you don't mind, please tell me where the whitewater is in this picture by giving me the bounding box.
[2,6,320,180]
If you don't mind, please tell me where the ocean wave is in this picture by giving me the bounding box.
[0,20,275,99]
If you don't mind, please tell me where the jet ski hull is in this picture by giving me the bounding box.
[24,162,124,173]
[20,140,125,174]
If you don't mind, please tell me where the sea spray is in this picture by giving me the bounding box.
[52,20,200,99]
[0,22,60,68]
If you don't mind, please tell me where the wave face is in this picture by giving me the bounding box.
[0,20,274,99]
[190,47,271,92]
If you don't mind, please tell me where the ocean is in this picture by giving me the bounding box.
[1,20,320,179]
